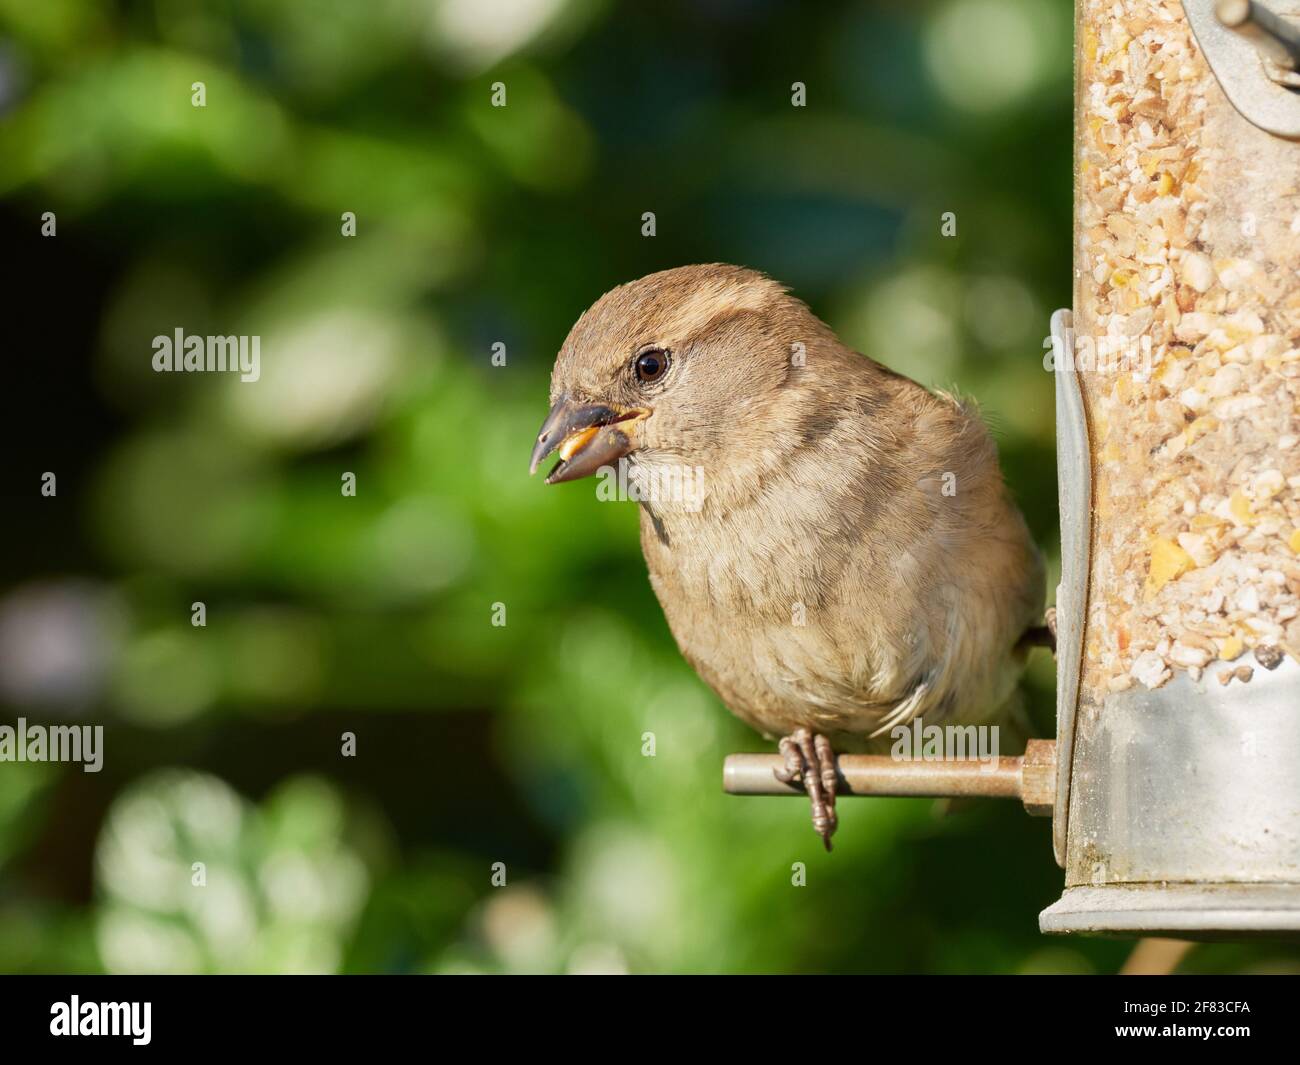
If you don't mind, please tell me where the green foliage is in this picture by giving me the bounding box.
[94,771,369,973]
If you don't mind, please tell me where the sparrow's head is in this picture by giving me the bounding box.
[529,263,831,484]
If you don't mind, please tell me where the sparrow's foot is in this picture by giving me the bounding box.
[773,727,838,851]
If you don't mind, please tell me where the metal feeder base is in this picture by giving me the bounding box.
[1040,883,1300,940]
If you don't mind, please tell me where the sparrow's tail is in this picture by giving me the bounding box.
[1014,605,1057,659]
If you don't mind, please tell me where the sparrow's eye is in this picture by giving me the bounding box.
[634,348,669,383]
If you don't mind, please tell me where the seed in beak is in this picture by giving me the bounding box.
[558,425,600,462]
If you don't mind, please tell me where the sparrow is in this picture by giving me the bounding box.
[529,264,1047,849]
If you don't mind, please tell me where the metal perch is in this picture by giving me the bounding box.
[723,739,1056,818]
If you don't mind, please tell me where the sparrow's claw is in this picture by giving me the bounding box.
[773,727,838,851]
[774,735,802,785]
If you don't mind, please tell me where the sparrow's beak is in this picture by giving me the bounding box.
[529,397,650,484]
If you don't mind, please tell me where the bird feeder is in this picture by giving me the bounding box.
[725,0,1300,939]
[1040,0,1300,937]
